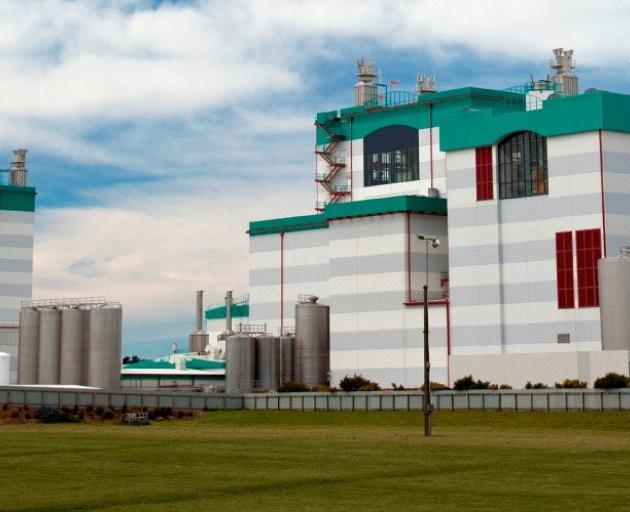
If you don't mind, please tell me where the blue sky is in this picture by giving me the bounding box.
[2,0,629,358]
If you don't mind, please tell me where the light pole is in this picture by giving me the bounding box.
[417,234,440,437]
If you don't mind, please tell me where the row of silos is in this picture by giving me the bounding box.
[17,303,122,389]
[225,296,329,393]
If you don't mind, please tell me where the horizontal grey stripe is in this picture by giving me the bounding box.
[330,367,447,388]
[603,151,630,174]
[607,235,630,256]
[0,234,32,248]
[451,281,557,307]
[449,239,554,267]
[0,283,32,297]
[329,289,446,313]
[249,230,329,253]
[449,194,601,228]
[420,158,446,178]
[249,263,329,287]
[329,253,448,277]
[332,328,446,351]
[330,214,405,240]
[0,308,19,322]
[0,331,18,344]
[605,193,630,216]
[0,258,32,272]
[0,211,34,224]
[447,153,604,192]
[452,320,601,347]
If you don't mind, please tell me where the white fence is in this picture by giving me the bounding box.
[2,387,630,412]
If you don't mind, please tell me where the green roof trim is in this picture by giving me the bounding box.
[315,87,524,146]
[185,359,226,370]
[440,90,630,151]
[249,195,446,236]
[124,359,175,370]
[205,303,249,320]
[120,374,224,381]
[0,185,36,212]
[248,214,328,237]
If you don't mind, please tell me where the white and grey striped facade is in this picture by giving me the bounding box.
[248,88,630,388]
[0,189,36,384]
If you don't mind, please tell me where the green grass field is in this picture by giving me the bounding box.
[2,411,630,511]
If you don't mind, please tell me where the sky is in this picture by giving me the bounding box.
[2,0,630,357]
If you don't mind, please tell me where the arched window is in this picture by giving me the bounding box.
[363,125,419,187]
[498,131,548,199]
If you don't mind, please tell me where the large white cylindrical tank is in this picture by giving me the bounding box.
[279,334,294,384]
[599,257,630,351]
[0,352,10,386]
[18,308,39,384]
[255,335,280,391]
[60,308,88,385]
[225,334,255,394]
[87,306,122,389]
[37,308,61,385]
[295,297,330,386]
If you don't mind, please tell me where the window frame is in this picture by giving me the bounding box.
[498,131,548,200]
[576,228,602,308]
[555,231,575,309]
[475,146,494,201]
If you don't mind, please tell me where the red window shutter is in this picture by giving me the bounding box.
[555,231,575,309]
[576,228,602,307]
[475,146,493,201]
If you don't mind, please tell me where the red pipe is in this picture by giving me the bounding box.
[446,299,451,387]
[280,231,285,335]
[598,129,607,257]
[405,211,411,302]
[349,116,353,201]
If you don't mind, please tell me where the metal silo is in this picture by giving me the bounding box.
[255,335,280,391]
[279,334,294,384]
[37,308,61,384]
[60,307,88,385]
[599,256,630,351]
[18,307,39,384]
[87,305,123,389]
[294,296,330,386]
[225,334,255,394]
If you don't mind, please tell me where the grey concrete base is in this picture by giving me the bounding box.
[450,350,630,388]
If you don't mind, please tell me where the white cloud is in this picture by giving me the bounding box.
[33,177,312,326]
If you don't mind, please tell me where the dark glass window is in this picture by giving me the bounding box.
[498,131,548,199]
[363,125,419,187]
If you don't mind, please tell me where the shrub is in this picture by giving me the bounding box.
[102,410,114,420]
[419,382,450,392]
[176,410,186,419]
[453,375,491,391]
[11,411,20,419]
[525,381,549,389]
[24,412,32,420]
[499,384,513,390]
[555,378,587,389]
[311,384,333,393]
[391,383,406,391]
[94,406,104,417]
[277,381,309,393]
[37,407,81,424]
[339,374,380,392]
[593,372,629,389]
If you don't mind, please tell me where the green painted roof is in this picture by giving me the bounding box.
[125,359,175,370]
[440,89,630,151]
[249,195,446,236]
[185,359,225,370]
[205,302,249,320]
[0,185,36,212]
[315,87,524,146]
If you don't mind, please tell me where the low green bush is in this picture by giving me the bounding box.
[339,374,380,392]
[555,378,587,389]
[499,384,513,390]
[277,381,309,393]
[453,375,491,390]
[37,407,81,424]
[593,372,629,389]
[525,381,549,389]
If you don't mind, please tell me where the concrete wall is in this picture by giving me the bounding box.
[447,132,605,356]
[450,349,630,388]
[0,210,34,383]
[602,131,630,255]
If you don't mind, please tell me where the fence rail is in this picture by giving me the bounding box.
[2,387,630,412]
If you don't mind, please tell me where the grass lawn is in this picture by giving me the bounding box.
[2,410,630,511]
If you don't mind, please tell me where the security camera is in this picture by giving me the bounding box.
[431,239,440,249]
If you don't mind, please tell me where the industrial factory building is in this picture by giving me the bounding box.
[0,150,36,384]
[246,49,630,388]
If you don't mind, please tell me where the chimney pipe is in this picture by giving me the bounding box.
[195,290,203,332]
[225,290,233,333]
[10,149,27,186]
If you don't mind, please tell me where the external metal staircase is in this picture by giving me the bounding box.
[314,121,350,212]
